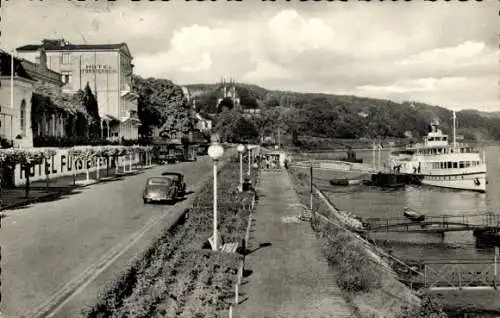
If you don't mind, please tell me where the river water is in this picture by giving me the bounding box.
[306,146,500,262]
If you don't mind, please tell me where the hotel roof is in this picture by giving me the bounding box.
[16,39,132,57]
[0,51,34,80]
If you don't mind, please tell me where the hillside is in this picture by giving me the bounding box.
[186,83,500,142]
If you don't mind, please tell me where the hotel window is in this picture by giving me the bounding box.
[20,99,26,134]
[453,162,458,169]
[61,53,71,65]
[447,162,452,169]
[459,161,464,168]
[61,71,72,85]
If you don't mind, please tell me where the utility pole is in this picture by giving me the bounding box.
[310,164,313,211]
[277,127,281,149]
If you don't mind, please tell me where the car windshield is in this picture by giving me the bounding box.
[162,173,180,181]
[147,177,172,186]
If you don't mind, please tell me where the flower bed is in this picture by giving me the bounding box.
[82,161,258,317]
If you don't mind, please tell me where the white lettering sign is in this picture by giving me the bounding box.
[82,64,117,74]
[14,148,139,186]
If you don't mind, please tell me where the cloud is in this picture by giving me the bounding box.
[397,41,490,67]
[134,25,232,76]
[267,10,335,54]
[357,77,469,94]
[2,1,498,111]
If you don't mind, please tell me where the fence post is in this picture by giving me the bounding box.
[424,264,427,288]
[229,305,233,318]
[458,272,462,290]
[235,283,239,304]
[494,246,498,289]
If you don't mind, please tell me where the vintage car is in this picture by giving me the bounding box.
[143,176,179,204]
[161,172,186,197]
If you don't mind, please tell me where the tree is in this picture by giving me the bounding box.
[82,83,101,139]
[132,75,194,137]
[0,148,56,197]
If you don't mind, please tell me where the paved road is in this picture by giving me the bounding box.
[0,152,233,318]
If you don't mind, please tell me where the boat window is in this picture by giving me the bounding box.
[453,162,458,168]
[440,162,444,169]
[447,162,452,169]
[465,161,470,167]
[459,161,464,168]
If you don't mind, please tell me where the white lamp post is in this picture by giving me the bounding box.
[208,142,225,251]
[237,144,245,192]
[247,146,251,176]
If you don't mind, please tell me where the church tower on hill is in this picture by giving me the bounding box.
[217,77,241,112]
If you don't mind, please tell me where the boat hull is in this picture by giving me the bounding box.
[409,172,486,193]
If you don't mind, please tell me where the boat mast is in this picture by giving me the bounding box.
[453,111,457,149]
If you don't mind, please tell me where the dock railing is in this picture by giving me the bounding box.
[365,213,500,233]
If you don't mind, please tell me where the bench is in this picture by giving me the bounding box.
[221,242,239,253]
[209,233,240,253]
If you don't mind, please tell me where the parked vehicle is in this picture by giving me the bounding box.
[143,176,179,204]
[161,172,187,197]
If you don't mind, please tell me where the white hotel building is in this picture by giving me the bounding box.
[16,39,140,140]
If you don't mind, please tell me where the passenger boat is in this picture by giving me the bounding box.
[403,207,425,222]
[388,112,487,193]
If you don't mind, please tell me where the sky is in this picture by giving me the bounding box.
[1,0,498,112]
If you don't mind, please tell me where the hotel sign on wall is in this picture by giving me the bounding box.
[82,64,117,73]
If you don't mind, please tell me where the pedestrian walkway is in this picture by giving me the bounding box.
[236,170,355,318]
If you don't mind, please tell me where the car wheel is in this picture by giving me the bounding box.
[143,198,148,204]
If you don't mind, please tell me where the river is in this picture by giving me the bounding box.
[305,146,500,262]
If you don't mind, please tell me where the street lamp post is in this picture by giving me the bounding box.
[208,142,225,251]
[247,146,251,176]
[237,144,245,192]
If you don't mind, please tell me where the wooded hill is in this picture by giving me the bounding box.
[186,83,500,142]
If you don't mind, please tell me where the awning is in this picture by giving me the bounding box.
[120,90,139,100]
[102,114,120,122]
[120,116,141,125]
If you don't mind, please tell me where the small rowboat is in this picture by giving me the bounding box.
[403,207,425,222]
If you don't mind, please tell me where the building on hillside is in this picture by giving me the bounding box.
[16,39,140,140]
[0,51,36,148]
[242,108,261,119]
[195,113,212,132]
[217,77,240,112]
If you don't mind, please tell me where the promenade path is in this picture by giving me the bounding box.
[236,169,355,318]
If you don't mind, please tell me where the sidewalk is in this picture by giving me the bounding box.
[236,169,355,318]
[1,164,153,211]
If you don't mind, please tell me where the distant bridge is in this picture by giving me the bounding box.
[364,213,500,234]
[290,160,377,174]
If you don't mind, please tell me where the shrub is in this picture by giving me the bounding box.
[0,137,13,149]
[318,225,382,293]
[397,295,448,318]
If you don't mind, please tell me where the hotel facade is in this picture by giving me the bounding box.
[16,39,140,140]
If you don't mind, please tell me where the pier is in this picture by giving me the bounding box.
[364,213,500,234]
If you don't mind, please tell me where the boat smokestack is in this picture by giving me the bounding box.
[453,111,457,149]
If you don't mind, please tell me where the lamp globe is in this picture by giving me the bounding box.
[208,143,224,161]
[237,144,245,153]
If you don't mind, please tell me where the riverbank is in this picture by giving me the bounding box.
[81,160,257,317]
[288,168,449,317]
